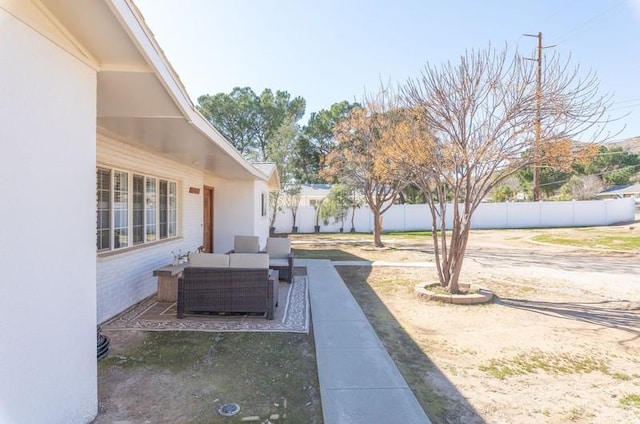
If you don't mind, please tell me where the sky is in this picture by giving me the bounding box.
[135,0,640,141]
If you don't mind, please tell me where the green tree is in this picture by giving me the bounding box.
[294,101,358,183]
[582,146,640,185]
[321,184,356,231]
[518,167,573,198]
[197,87,305,162]
[398,183,425,204]
[197,87,259,155]
[492,185,514,202]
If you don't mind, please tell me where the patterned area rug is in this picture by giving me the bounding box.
[102,276,309,333]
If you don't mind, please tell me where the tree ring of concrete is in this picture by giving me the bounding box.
[414,282,493,304]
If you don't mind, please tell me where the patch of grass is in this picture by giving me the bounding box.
[98,331,322,423]
[383,231,434,238]
[612,372,633,381]
[620,393,640,408]
[370,277,417,293]
[424,284,480,295]
[102,331,213,372]
[292,248,364,261]
[480,280,537,298]
[479,350,609,379]
[532,233,640,251]
[566,406,591,422]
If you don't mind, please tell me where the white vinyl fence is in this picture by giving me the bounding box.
[271,198,636,234]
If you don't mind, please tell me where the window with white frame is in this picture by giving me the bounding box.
[96,167,178,252]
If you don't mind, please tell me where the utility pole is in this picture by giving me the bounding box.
[524,32,543,201]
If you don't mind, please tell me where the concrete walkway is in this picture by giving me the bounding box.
[300,259,431,424]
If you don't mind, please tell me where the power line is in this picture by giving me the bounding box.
[609,103,640,112]
[539,162,640,188]
[612,98,640,105]
[549,0,629,45]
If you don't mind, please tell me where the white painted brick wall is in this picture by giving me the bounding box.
[97,134,205,322]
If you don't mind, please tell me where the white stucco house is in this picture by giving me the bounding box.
[0,1,277,422]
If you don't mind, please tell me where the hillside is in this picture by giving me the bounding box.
[605,135,640,154]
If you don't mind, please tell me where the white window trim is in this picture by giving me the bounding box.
[97,167,179,253]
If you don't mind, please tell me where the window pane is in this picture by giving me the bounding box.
[132,175,144,244]
[168,181,177,237]
[96,168,111,251]
[95,169,179,251]
[145,178,157,242]
[113,171,129,249]
[159,180,168,239]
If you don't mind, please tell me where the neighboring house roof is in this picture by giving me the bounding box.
[40,0,270,183]
[300,183,331,197]
[596,183,640,197]
[252,163,280,190]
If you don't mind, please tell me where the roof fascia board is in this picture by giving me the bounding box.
[100,63,152,73]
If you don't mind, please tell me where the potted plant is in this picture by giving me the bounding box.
[312,198,326,232]
[282,184,301,234]
[268,191,282,235]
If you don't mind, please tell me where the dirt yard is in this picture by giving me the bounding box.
[295,227,640,423]
[94,228,639,423]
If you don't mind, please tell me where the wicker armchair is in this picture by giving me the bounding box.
[177,253,277,320]
[266,237,294,283]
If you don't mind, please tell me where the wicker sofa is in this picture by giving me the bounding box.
[177,253,278,320]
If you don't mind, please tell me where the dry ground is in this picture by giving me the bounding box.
[293,226,640,423]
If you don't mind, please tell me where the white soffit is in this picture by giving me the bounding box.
[38,0,269,182]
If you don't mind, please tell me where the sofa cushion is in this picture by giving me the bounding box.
[266,237,291,259]
[269,258,290,267]
[233,235,261,253]
[229,253,269,269]
[188,253,229,268]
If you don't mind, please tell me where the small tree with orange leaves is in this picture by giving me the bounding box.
[324,88,408,247]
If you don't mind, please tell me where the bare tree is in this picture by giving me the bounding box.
[325,86,407,247]
[393,45,614,293]
[560,175,605,200]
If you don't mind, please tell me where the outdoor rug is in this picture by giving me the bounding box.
[102,276,309,333]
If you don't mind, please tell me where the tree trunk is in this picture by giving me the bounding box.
[443,217,472,293]
[372,208,384,247]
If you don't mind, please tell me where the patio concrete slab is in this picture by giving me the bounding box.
[300,259,431,424]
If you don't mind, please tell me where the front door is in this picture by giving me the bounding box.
[203,186,214,252]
